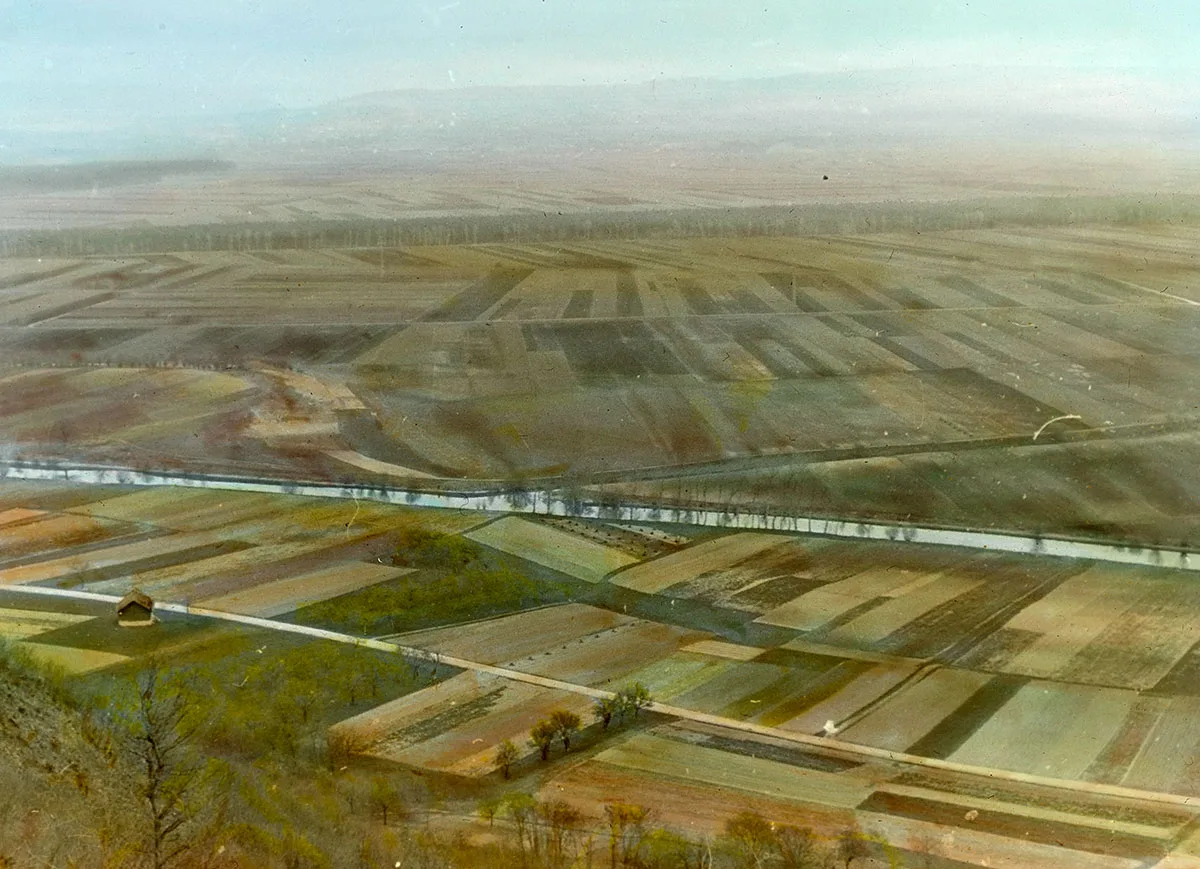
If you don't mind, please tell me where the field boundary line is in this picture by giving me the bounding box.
[4,583,1199,812]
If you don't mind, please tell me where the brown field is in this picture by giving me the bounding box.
[611,532,793,595]
[330,670,595,777]
[0,180,1196,869]
[393,604,636,663]
[396,604,707,688]
[593,731,871,809]
[975,565,1200,689]
[0,481,487,617]
[196,561,414,617]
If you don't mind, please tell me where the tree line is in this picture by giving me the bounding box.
[475,792,874,869]
[4,194,1200,257]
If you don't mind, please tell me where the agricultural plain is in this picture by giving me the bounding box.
[0,221,1198,547]
[3,183,1200,867]
[4,466,1200,866]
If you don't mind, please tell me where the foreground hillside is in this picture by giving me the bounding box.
[0,644,140,866]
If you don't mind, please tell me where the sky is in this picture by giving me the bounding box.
[1,1,1197,129]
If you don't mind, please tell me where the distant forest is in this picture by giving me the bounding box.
[4,194,1200,257]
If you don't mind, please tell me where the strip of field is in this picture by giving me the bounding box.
[543,760,854,836]
[822,574,982,647]
[777,662,921,735]
[466,517,636,582]
[1003,571,1145,679]
[594,732,870,809]
[197,561,413,617]
[950,682,1136,780]
[860,788,1167,861]
[755,565,942,631]
[617,653,734,701]
[612,532,788,595]
[332,670,594,777]
[682,639,764,661]
[394,604,635,663]
[0,513,129,561]
[1006,566,1141,635]
[873,781,1179,842]
[18,642,128,673]
[68,487,233,525]
[1057,579,1200,690]
[780,636,925,665]
[0,607,92,638]
[1122,697,1200,796]
[864,801,1152,869]
[0,530,227,586]
[387,686,595,778]
[500,619,707,688]
[331,671,489,746]
[83,539,354,599]
[667,650,850,724]
[325,450,438,480]
[0,508,45,526]
[839,668,992,752]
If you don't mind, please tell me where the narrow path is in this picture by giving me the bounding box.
[6,584,1198,813]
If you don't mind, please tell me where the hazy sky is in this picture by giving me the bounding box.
[2,0,1197,125]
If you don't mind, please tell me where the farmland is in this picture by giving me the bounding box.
[2,187,1200,866]
[0,220,1196,548]
[2,467,1200,865]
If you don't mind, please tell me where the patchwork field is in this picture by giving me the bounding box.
[0,482,489,622]
[396,603,707,688]
[547,720,1195,867]
[964,565,1200,689]
[0,473,1196,867]
[0,224,1198,545]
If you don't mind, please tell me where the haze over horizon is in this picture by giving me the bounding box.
[2,0,1198,164]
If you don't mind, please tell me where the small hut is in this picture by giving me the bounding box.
[116,589,155,628]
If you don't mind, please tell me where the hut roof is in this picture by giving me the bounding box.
[117,589,154,613]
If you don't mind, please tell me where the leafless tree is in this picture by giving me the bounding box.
[126,666,218,869]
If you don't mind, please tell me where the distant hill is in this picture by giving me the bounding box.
[0,159,235,194]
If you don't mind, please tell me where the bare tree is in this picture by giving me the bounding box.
[604,802,651,867]
[476,797,503,827]
[719,811,776,869]
[836,826,870,869]
[538,799,583,869]
[370,775,404,827]
[126,667,216,869]
[503,793,540,868]
[775,825,822,869]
